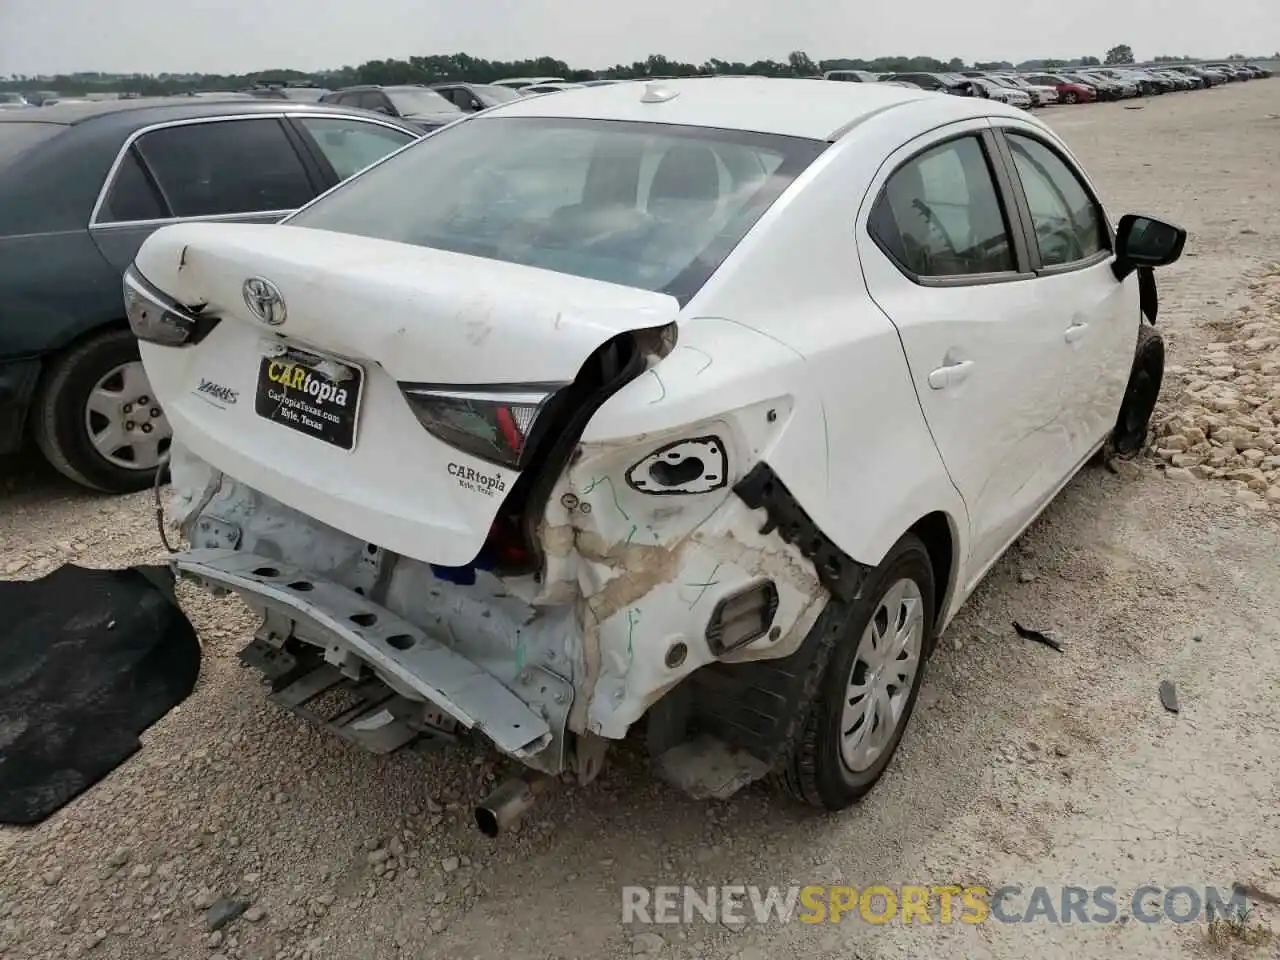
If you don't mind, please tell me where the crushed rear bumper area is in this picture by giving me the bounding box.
[172,548,553,759]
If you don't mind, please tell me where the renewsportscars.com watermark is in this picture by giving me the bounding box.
[622,884,1253,926]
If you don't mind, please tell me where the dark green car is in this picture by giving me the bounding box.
[0,97,419,492]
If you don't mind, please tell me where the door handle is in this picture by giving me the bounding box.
[1064,322,1089,343]
[927,360,974,390]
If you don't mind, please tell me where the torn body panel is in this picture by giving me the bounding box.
[163,319,834,788]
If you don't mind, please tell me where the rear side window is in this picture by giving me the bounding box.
[135,118,314,217]
[869,135,1016,279]
[287,116,825,303]
[97,149,166,223]
[297,117,416,180]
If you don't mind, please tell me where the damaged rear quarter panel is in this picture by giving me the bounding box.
[543,318,832,738]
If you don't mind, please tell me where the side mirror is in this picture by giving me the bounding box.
[469,98,484,111]
[1111,213,1187,280]
[374,105,390,115]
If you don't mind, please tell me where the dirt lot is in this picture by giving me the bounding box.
[2,82,1279,960]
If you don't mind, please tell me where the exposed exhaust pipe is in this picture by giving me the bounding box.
[475,771,555,837]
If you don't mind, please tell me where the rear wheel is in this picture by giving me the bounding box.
[778,533,935,810]
[31,328,171,493]
[1108,323,1164,459]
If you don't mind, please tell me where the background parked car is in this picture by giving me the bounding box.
[1152,70,1196,90]
[0,98,420,492]
[880,72,966,93]
[823,70,881,83]
[1000,76,1059,106]
[318,85,462,132]
[1023,73,1097,103]
[429,82,523,113]
[489,76,566,91]
[967,77,1032,108]
[1097,69,1165,96]
[246,82,331,102]
[1203,62,1252,81]
[1065,72,1130,99]
[519,82,588,95]
[0,93,30,111]
[1170,66,1217,87]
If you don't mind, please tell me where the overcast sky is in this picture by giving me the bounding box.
[0,0,1274,76]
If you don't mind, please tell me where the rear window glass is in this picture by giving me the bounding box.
[0,122,61,169]
[287,116,825,302]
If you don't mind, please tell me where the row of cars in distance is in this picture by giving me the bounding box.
[823,61,1273,108]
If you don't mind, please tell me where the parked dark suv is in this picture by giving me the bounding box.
[318,85,464,132]
[0,98,420,492]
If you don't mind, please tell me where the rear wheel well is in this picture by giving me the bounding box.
[907,511,954,640]
[27,318,131,424]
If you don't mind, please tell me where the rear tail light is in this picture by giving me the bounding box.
[399,384,563,469]
[123,266,219,346]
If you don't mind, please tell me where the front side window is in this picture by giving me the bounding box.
[287,116,825,302]
[135,118,314,217]
[1004,132,1108,267]
[868,135,1016,279]
[297,117,416,180]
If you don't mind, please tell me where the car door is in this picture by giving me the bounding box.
[857,121,1078,583]
[291,115,418,182]
[90,116,321,273]
[991,124,1137,463]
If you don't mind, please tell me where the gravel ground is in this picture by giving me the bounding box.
[3,82,1280,960]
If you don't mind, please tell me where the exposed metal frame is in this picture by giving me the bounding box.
[87,110,417,229]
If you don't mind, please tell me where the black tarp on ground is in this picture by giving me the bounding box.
[0,563,201,825]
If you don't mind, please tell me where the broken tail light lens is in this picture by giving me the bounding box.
[123,267,218,346]
[399,385,562,469]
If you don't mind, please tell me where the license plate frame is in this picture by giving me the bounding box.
[254,343,365,451]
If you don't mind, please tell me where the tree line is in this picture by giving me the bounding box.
[2,46,1270,96]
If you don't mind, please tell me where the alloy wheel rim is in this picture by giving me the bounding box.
[83,360,170,470]
[839,578,925,773]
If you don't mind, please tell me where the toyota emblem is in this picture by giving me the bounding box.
[242,277,286,326]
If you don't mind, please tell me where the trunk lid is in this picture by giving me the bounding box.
[135,222,680,567]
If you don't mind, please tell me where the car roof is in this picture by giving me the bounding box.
[479,76,953,140]
[0,96,397,129]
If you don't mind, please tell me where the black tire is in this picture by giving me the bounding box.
[777,533,936,811]
[1108,323,1164,459]
[31,327,166,494]
[1063,91,1079,104]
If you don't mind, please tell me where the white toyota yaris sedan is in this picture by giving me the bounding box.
[125,78,1185,830]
